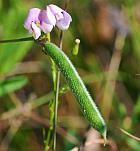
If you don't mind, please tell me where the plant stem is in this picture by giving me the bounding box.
[44,33,55,151]
[0,37,33,43]
[53,31,63,151]
[45,101,54,151]
[53,70,60,150]
[44,32,60,151]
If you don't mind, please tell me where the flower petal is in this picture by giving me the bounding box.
[39,10,55,33]
[48,4,64,20]
[40,22,53,33]
[24,8,41,32]
[39,9,56,26]
[46,7,56,26]
[56,11,72,30]
[31,22,41,39]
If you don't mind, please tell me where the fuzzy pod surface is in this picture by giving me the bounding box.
[44,42,107,138]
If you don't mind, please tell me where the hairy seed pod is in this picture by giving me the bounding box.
[44,42,107,140]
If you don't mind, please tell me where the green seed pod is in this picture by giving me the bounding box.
[44,42,107,140]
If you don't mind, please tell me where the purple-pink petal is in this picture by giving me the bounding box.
[46,7,56,26]
[24,8,55,39]
[48,4,64,20]
[39,10,54,33]
[40,22,53,33]
[24,4,72,39]
[31,22,41,39]
[56,11,72,30]
[47,4,72,30]
[24,8,41,33]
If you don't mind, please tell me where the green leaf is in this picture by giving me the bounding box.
[0,1,33,74]
[0,76,28,97]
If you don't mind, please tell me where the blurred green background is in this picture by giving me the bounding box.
[0,0,140,150]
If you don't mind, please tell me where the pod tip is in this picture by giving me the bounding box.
[103,130,107,146]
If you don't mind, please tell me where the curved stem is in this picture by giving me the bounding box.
[0,37,34,43]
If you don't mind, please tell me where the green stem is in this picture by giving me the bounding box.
[53,70,60,150]
[45,102,54,151]
[53,31,63,151]
[0,37,33,43]
[44,33,54,151]
[44,32,60,151]
[45,58,57,151]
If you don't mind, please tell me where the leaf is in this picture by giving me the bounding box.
[0,76,28,97]
[0,1,33,74]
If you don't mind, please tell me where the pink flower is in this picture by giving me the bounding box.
[24,8,54,39]
[24,5,72,39]
[48,4,72,30]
